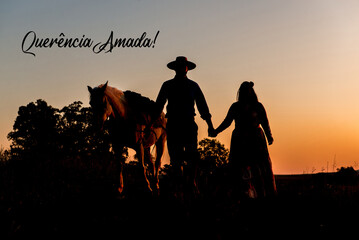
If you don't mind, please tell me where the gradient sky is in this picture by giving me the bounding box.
[1,0,359,174]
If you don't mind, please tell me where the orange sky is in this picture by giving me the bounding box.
[1,0,359,174]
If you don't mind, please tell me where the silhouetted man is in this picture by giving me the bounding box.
[156,56,214,192]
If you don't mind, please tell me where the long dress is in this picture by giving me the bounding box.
[216,101,276,199]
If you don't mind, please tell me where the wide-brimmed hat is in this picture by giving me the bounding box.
[167,56,196,70]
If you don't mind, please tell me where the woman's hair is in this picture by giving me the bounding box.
[236,81,258,103]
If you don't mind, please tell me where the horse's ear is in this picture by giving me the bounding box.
[100,81,108,92]
[87,86,93,93]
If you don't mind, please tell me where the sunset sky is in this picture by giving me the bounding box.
[1,0,359,174]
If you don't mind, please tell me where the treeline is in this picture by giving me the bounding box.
[0,99,231,208]
[2,99,230,174]
[6,99,119,162]
[1,99,131,200]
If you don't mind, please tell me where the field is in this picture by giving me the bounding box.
[1,158,358,239]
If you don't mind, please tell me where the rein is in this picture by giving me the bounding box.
[136,123,166,144]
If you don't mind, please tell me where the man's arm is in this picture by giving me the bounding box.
[194,83,214,135]
[154,83,168,119]
[194,83,211,120]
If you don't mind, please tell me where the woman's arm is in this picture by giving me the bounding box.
[214,104,235,135]
[258,102,273,145]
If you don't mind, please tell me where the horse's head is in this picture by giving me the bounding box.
[87,81,113,130]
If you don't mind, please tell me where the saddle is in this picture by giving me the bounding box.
[124,91,163,127]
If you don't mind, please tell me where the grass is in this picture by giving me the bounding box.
[1,157,358,239]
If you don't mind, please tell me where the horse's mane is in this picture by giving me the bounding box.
[101,84,127,117]
[100,84,160,122]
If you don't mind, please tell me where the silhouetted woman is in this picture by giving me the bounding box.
[213,81,276,199]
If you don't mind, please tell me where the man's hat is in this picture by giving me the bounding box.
[167,56,196,70]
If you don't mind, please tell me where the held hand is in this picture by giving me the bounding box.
[208,127,217,138]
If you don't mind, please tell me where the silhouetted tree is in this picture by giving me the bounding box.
[7,99,128,174]
[58,101,86,155]
[198,138,229,175]
[58,101,108,157]
[336,166,358,178]
[0,147,10,163]
[7,99,60,161]
[159,164,172,176]
[159,139,229,177]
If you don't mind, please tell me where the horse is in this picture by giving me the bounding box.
[87,81,166,194]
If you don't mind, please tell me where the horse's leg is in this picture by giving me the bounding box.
[154,132,166,191]
[118,158,125,194]
[138,143,152,192]
[114,144,126,194]
[144,147,156,189]
[144,147,155,176]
